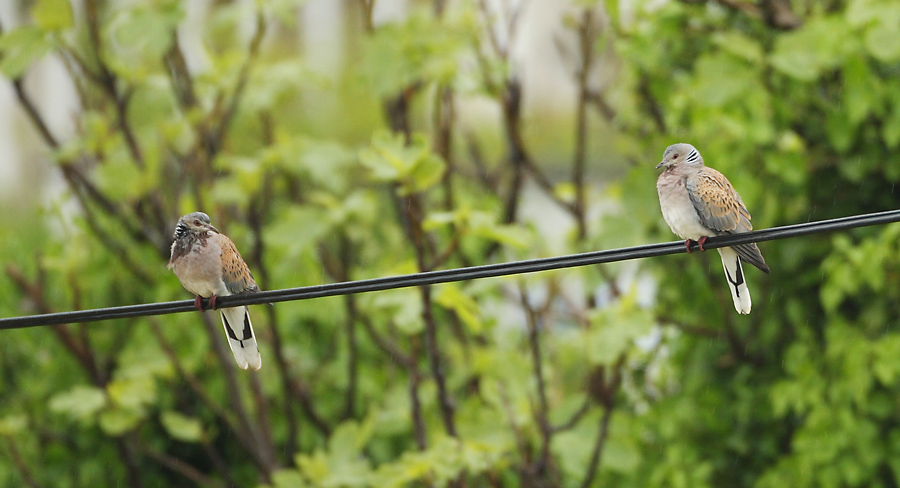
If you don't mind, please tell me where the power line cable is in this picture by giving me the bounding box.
[2,208,899,331]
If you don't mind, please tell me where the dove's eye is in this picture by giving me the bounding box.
[194,220,201,226]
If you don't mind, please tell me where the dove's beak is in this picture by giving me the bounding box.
[655,160,666,169]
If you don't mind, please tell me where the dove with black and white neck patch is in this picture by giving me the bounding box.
[168,212,262,370]
[656,144,769,314]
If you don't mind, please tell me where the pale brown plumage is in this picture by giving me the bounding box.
[220,237,258,295]
[168,212,262,370]
[684,167,768,272]
[656,143,768,314]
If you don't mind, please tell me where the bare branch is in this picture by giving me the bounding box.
[140,442,225,488]
[519,285,555,481]
[4,438,44,488]
[579,355,624,488]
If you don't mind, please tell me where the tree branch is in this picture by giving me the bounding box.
[519,285,555,481]
[4,438,43,488]
[139,442,224,488]
[579,355,624,488]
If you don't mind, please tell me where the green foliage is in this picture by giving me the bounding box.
[359,131,446,195]
[362,8,474,97]
[0,26,54,78]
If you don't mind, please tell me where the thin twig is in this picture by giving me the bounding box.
[578,354,624,488]
[519,285,553,479]
[406,194,458,437]
[407,347,428,450]
[578,401,615,488]
[4,438,43,488]
[359,0,375,33]
[359,316,414,368]
[290,376,333,437]
[248,121,302,462]
[116,435,145,488]
[551,398,591,433]
[570,9,598,240]
[140,442,224,488]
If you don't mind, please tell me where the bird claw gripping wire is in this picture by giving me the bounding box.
[684,236,709,253]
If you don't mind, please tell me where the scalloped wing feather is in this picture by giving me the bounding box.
[218,234,260,295]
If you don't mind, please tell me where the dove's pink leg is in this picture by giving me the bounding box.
[684,239,694,253]
[193,295,219,311]
[684,237,709,253]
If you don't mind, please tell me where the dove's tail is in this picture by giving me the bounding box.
[219,306,262,370]
[718,247,752,314]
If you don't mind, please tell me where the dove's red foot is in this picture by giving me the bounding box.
[193,295,219,311]
[684,237,709,253]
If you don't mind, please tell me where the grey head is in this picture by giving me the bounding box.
[173,212,218,241]
[656,143,703,170]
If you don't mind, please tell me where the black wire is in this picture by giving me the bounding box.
[2,209,899,330]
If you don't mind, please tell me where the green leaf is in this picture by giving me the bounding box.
[882,97,900,149]
[328,420,373,461]
[0,414,28,435]
[33,0,74,31]
[365,288,424,335]
[587,294,653,365]
[713,32,763,64]
[297,438,372,487]
[105,2,183,79]
[295,451,329,484]
[359,131,410,181]
[846,0,883,26]
[49,385,107,420]
[422,210,460,229]
[276,136,357,190]
[435,283,482,332]
[865,21,900,61]
[769,17,855,81]
[269,469,309,488]
[160,411,204,443]
[826,107,857,154]
[873,335,900,385]
[359,131,446,195]
[362,9,469,97]
[265,206,331,257]
[107,376,157,411]
[209,160,261,207]
[99,407,142,436]
[692,53,758,107]
[0,27,53,78]
[553,182,577,203]
[95,153,148,201]
[842,58,878,125]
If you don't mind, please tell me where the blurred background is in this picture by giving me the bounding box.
[1,0,900,487]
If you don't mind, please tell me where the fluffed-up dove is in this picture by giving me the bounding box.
[168,212,262,370]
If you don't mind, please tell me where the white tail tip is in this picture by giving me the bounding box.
[220,307,262,370]
[718,248,752,314]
